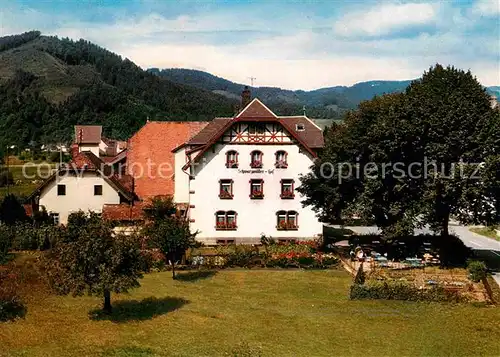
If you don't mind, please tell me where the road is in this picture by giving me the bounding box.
[339,224,500,286]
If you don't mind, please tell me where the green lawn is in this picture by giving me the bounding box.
[1,269,500,357]
[471,227,500,241]
[0,164,55,199]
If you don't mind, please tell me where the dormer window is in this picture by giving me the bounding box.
[275,150,288,168]
[250,150,263,168]
[226,150,238,168]
[296,123,305,131]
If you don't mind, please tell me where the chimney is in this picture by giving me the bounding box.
[241,86,251,108]
[70,143,79,159]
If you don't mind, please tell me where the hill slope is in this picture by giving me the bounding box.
[0,32,237,150]
[151,68,500,108]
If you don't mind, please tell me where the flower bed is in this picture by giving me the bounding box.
[187,241,339,269]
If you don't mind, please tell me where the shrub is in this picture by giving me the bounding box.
[10,224,65,251]
[222,245,261,268]
[0,225,14,262]
[467,260,487,283]
[354,264,365,285]
[350,281,467,303]
[0,269,26,321]
[0,169,13,187]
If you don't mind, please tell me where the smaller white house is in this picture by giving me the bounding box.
[28,151,135,225]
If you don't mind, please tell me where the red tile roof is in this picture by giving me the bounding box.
[127,121,209,199]
[236,99,277,118]
[186,118,232,146]
[279,116,324,148]
[181,99,324,170]
[74,125,102,144]
[27,151,135,202]
[102,203,146,222]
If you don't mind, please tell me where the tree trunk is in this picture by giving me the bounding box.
[171,253,176,280]
[103,289,112,314]
[441,211,450,237]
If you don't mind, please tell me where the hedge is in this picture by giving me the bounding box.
[350,281,468,303]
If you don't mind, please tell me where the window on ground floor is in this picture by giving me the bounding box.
[215,210,238,230]
[276,210,298,230]
[49,212,60,225]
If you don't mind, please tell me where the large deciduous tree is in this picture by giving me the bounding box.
[43,212,143,313]
[143,197,197,279]
[298,93,421,237]
[404,65,499,235]
[299,64,499,237]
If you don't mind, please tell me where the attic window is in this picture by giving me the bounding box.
[296,123,305,132]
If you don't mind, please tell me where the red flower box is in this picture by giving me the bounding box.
[226,160,238,168]
[219,190,233,199]
[280,190,295,199]
[250,190,264,199]
[275,160,288,168]
[216,221,237,230]
[277,221,298,230]
[250,160,263,168]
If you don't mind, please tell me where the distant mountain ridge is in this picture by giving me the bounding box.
[149,68,500,110]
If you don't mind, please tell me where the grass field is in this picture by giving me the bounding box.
[471,227,500,242]
[1,269,499,357]
[0,164,55,199]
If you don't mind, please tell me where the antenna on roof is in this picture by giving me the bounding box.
[247,76,256,87]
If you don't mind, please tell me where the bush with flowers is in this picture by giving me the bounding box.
[186,238,338,269]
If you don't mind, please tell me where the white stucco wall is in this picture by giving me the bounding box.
[189,143,322,243]
[174,148,190,203]
[79,144,100,157]
[38,172,121,224]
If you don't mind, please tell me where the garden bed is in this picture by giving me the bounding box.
[352,265,490,303]
[147,240,341,270]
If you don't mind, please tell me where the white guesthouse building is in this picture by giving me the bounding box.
[174,97,325,244]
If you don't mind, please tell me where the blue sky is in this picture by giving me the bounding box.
[1,0,498,89]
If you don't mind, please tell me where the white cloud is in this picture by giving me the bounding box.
[334,2,437,37]
[0,2,498,89]
[471,0,500,16]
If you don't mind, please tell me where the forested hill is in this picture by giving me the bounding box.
[0,31,237,150]
[151,68,500,111]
